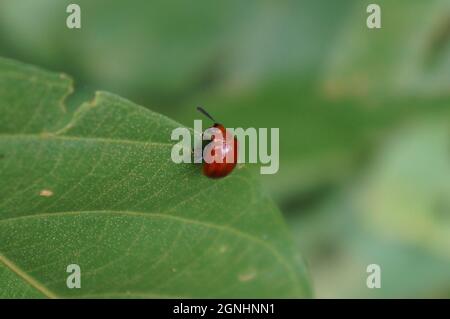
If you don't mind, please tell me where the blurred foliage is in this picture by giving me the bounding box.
[289,118,450,297]
[0,0,449,297]
[324,0,450,98]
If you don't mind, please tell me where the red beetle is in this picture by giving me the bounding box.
[197,107,237,178]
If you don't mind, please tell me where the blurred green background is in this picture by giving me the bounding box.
[0,0,449,297]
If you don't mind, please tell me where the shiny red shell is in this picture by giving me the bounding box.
[202,123,237,178]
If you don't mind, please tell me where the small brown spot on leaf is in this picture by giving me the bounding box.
[39,189,54,197]
[238,270,257,282]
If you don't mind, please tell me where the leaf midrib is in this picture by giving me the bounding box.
[0,252,57,298]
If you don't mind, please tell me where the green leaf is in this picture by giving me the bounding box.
[0,57,311,298]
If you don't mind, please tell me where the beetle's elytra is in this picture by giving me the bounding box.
[197,107,237,179]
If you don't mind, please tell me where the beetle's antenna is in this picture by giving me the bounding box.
[197,106,216,122]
